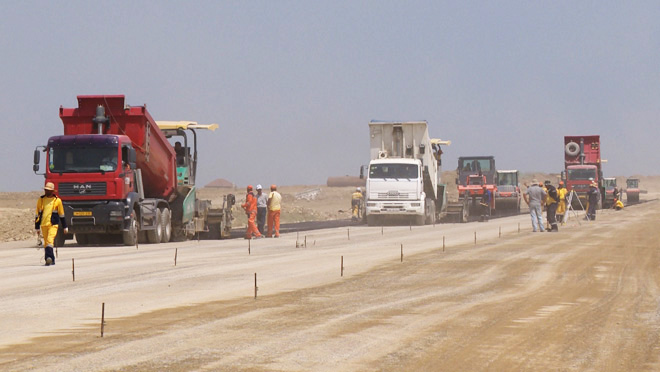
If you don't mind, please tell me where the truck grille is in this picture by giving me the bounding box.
[377,192,412,200]
[59,182,107,196]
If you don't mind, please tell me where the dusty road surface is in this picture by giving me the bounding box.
[1,200,659,371]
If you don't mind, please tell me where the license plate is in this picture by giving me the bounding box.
[73,211,92,216]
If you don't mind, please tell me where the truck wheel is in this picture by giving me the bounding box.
[76,234,89,245]
[425,198,436,225]
[160,208,171,243]
[54,226,66,247]
[122,210,138,246]
[146,209,163,244]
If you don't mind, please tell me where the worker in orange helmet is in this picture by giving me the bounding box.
[267,184,282,238]
[241,185,262,239]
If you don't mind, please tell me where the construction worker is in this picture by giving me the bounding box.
[267,185,282,238]
[523,178,546,232]
[480,185,491,222]
[255,185,268,234]
[351,187,363,221]
[241,185,262,239]
[35,182,67,266]
[612,198,624,210]
[544,181,559,232]
[585,181,600,221]
[556,181,567,224]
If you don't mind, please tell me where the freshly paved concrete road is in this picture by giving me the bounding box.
[0,201,659,371]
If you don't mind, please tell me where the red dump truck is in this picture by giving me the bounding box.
[563,135,603,209]
[33,95,234,246]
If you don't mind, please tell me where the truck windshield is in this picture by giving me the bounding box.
[459,159,491,172]
[567,168,597,180]
[603,179,616,188]
[49,146,119,173]
[369,163,418,179]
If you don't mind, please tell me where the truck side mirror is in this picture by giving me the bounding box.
[33,163,39,172]
[359,165,364,179]
[33,149,40,165]
[128,148,137,169]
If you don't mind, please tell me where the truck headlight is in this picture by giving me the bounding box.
[411,203,421,207]
[367,203,376,207]
[109,211,123,217]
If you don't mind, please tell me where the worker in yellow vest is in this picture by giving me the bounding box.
[35,182,68,266]
[351,187,363,221]
[556,181,567,224]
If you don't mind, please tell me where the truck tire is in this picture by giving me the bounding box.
[122,210,138,246]
[146,209,162,244]
[425,198,436,225]
[54,226,66,247]
[160,208,171,243]
[76,234,89,246]
[565,141,580,157]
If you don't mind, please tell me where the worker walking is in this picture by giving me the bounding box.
[586,182,600,221]
[255,185,268,234]
[351,187,363,221]
[480,185,491,222]
[544,181,559,232]
[267,184,282,238]
[241,185,262,239]
[35,182,68,266]
[556,181,567,224]
[523,179,547,232]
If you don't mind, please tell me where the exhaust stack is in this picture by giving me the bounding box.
[92,105,110,134]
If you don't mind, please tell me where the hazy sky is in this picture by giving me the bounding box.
[1,1,658,191]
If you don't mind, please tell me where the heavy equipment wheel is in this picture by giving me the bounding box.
[146,209,162,244]
[160,208,172,243]
[54,226,66,247]
[76,234,89,246]
[366,215,378,227]
[122,210,138,246]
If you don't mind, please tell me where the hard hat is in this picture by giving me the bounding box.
[270,184,277,190]
[356,187,361,192]
[559,181,564,185]
[44,182,55,191]
[531,178,538,184]
[247,185,253,191]
[256,184,262,190]
[591,182,597,187]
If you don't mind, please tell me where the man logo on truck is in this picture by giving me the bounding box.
[73,184,92,194]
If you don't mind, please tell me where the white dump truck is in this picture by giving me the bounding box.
[363,121,450,226]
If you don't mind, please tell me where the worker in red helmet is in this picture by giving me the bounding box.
[556,181,567,224]
[35,181,68,265]
[241,185,262,239]
[267,184,282,238]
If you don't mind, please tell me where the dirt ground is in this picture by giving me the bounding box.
[0,177,658,371]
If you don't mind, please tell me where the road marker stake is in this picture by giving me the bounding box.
[499,226,501,238]
[341,256,344,277]
[400,244,403,262]
[254,273,258,299]
[443,236,445,252]
[518,223,520,233]
[174,248,178,266]
[474,231,477,245]
[72,258,75,282]
[101,302,105,337]
[347,228,350,240]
